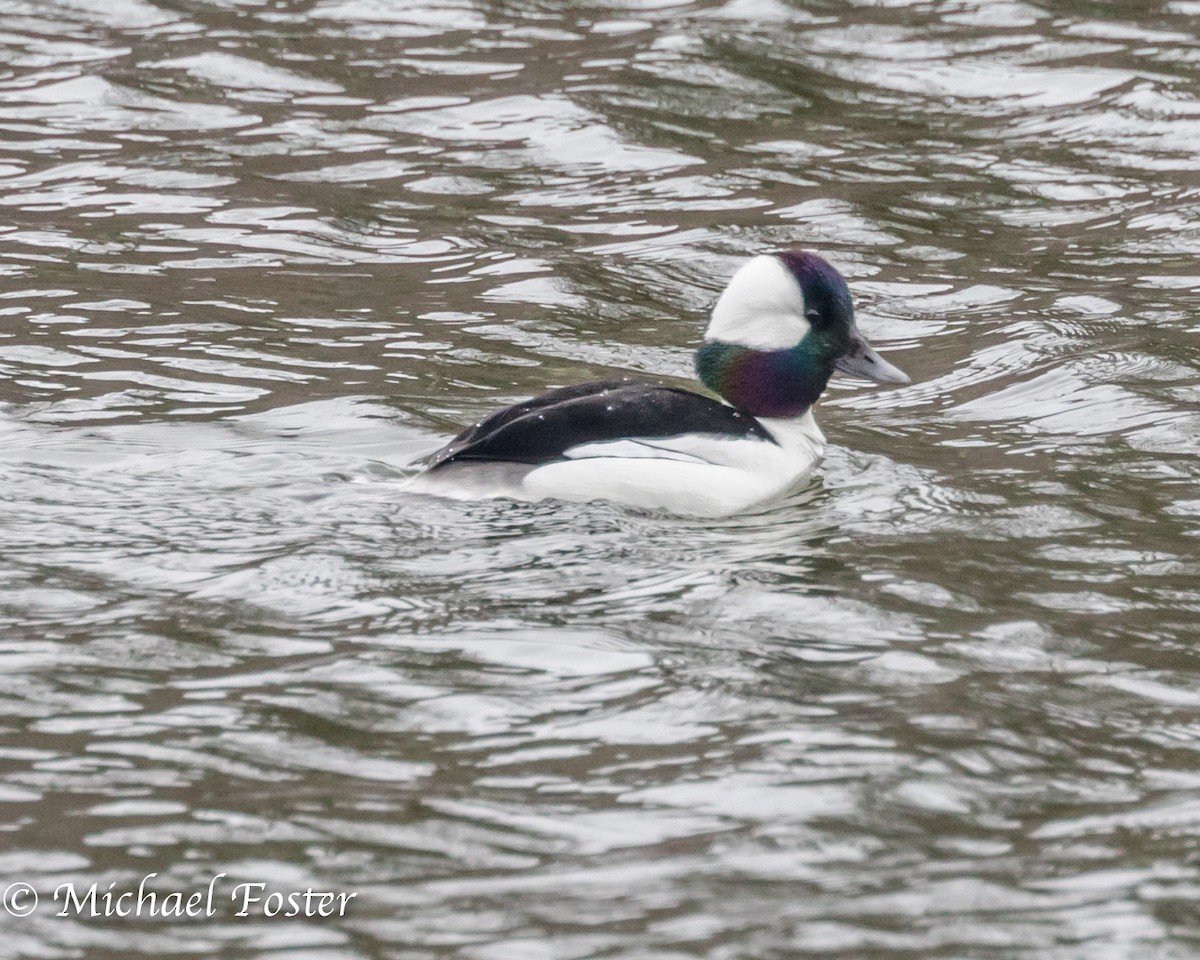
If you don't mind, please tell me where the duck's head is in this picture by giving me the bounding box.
[695,250,909,418]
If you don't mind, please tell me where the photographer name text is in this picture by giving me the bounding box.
[2,874,356,919]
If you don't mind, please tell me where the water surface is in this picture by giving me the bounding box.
[2,1,1200,957]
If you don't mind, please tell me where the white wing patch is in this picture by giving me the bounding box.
[563,439,708,464]
[562,433,773,466]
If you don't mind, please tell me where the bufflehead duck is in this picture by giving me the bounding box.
[412,250,909,516]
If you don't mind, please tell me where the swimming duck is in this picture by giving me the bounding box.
[412,250,909,516]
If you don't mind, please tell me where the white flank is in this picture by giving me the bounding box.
[516,412,826,517]
[703,255,810,350]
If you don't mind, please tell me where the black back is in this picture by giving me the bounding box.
[426,379,775,469]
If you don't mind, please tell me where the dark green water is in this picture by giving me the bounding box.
[2,1,1200,957]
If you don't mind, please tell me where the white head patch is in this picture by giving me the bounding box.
[703,255,810,351]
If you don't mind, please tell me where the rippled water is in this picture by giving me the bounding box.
[2,0,1200,957]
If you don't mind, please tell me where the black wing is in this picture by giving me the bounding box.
[426,379,775,469]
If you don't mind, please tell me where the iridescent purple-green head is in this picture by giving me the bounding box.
[695,250,908,418]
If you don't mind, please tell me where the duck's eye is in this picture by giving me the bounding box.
[805,309,821,323]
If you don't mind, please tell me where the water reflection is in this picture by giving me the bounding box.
[2,0,1200,957]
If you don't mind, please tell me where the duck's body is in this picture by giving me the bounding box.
[416,378,826,515]
[412,251,908,517]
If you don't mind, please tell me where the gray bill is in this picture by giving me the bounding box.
[834,332,910,384]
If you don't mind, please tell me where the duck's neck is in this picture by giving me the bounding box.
[695,339,833,419]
